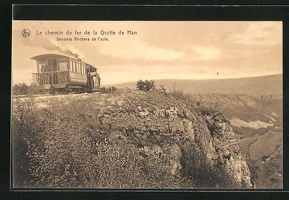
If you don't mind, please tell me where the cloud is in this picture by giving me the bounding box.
[226,22,282,45]
[98,63,219,85]
[182,45,221,61]
[98,39,183,61]
[189,45,221,61]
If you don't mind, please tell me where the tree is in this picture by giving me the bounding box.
[136,80,155,91]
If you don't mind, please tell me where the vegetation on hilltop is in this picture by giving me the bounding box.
[12,83,34,95]
[136,80,155,91]
[12,89,241,189]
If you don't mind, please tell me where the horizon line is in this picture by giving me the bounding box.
[13,73,282,86]
[102,73,282,86]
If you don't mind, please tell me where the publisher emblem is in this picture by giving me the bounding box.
[22,28,31,38]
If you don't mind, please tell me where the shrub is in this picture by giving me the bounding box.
[159,85,166,94]
[99,87,107,93]
[99,86,117,93]
[12,98,45,187]
[136,80,155,91]
[91,141,192,189]
[13,83,36,95]
[180,143,239,189]
[13,83,30,95]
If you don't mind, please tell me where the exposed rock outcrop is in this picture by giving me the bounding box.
[205,111,253,188]
[93,90,253,188]
[13,89,253,188]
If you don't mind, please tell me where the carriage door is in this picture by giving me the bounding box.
[93,76,100,89]
[48,59,58,84]
[48,59,57,71]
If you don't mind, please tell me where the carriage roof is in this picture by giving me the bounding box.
[30,54,97,70]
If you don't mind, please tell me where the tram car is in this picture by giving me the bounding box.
[31,54,101,94]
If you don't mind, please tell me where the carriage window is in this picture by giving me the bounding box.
[48,59,57,71]
[69,61,73,71]
[37,61,45,72]
[59,62,68,71]
[72,61,76,72]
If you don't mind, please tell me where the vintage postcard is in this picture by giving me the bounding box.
[11,20,283,190]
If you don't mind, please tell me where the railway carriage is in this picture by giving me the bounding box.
[31,54,100,94]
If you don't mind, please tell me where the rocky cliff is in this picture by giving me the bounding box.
[13,89,253,188]
[188,93,283,189]
[205,111,252,187]
[114,90,253,188]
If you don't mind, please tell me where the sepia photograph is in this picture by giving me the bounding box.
[11,20,283,190]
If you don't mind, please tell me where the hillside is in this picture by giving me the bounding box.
[111,74,282,96]
[12,90,253,189]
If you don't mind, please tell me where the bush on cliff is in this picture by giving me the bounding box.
[136,80,155,91]
[13,83,34,95]
[181,143,239,189]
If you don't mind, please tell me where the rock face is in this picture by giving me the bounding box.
[13,89,253,188]
[188,93,283,189]
[205,111,252,188]
[91,90,253,188]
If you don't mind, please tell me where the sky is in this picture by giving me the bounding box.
[12,21,282,85]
